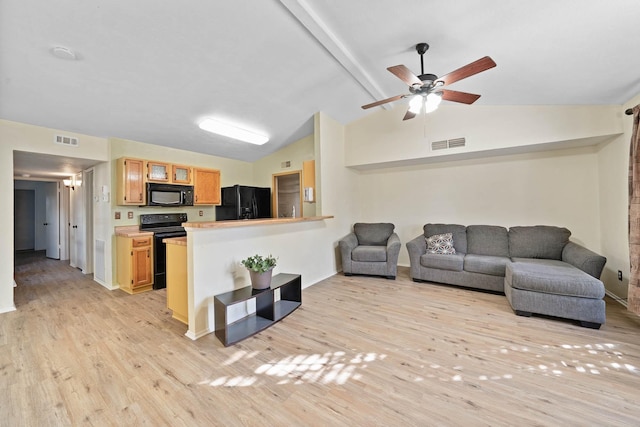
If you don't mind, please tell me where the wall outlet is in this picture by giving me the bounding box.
[618,270,623,281]
[115,212,121,220]
[127,211,134,219]
[199,210,203,217]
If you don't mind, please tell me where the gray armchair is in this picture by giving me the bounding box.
[339,223,401,279]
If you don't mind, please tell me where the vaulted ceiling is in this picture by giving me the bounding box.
[2,0,640,176]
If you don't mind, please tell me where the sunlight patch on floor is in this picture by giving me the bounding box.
[200,350,386,387]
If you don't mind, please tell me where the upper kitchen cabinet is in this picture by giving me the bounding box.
[147,161,171,183]
[193,167,221,205]
[172,164,192,184]
[116,157,145,205]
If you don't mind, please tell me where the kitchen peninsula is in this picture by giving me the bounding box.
[180,216,334,340]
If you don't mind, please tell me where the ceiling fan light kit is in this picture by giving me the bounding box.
[362,42,496,120]
[198,118,269,145]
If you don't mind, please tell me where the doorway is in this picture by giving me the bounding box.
[14,189,35,251]
[272,171,302,218]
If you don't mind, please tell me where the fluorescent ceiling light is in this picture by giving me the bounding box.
[198,118,269,145]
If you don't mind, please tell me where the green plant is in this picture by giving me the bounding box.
[241,254,277,273]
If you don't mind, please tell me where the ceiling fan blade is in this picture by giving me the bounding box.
[361,94,404,110]
[387,65,423,87]
[440,89,481,104]
[402,109,416,121]
[435,56,496,87]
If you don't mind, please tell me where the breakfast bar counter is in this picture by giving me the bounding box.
[182,215,333,229]
[181,215,334,340]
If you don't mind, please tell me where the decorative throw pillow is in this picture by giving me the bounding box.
[426,233,456,255]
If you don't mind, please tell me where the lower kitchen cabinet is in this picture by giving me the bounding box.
[165,238,188,324]
[116,235,154,294]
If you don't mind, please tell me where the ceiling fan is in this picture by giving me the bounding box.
[362,43,496,120]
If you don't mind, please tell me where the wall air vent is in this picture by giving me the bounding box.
[431,137,466,151]
[431,140,448,151]
[54,135,79,147]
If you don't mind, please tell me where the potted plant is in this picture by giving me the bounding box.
[241,254,277,290]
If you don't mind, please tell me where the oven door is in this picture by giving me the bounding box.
[153,230,187,289]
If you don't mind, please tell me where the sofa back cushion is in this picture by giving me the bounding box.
[467,225,509,257]
[508,225,571,260]
[424,224,467,254]
[354,223,394,246]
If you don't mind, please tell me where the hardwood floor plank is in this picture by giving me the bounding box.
[3,251,640,425]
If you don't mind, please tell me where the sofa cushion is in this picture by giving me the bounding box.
[467,225,509,257]
[509,226,571,260]
[352,246,387,262]
[424,224,467,254]
[464,254,511,277]
[507,260,605,299]
[354,223,394,246]
[421,253,464,272]
[426,233,456,254]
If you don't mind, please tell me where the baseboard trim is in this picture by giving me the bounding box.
[94,278,118,291]
[605,289,628,308]
[185,328,211,341]
[0,304,17,314]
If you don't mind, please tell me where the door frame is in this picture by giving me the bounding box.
[271,170,302,218]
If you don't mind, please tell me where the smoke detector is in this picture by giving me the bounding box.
[50,46,78,60]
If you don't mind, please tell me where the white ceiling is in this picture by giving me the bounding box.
[3,0,640,180]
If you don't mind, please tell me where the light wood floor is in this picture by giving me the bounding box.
[3,251,640,426]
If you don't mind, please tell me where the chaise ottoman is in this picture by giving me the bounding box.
[504,260,606,329]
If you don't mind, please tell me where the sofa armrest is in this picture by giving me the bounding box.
[406,235,426,279]
[562,241,607,279]
[385,233,402,277]
[338,233,358,274]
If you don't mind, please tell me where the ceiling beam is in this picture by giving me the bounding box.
[278,0,392,110]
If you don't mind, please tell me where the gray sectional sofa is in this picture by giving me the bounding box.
[406,224,607,328]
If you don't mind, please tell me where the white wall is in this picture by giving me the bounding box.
[345,104,622,169]
[0,120,109,313]
[345,102,636,299]
[185,112,360,338]
[597,95,640,298]
[356,147,601,267]
[252,133,316,217]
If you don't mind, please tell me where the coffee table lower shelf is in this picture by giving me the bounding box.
[214,273,301,346]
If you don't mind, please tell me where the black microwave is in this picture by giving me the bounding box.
[146,183,194,207]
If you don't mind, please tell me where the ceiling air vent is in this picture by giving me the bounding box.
[54,135,79,147]
[431,137,466,151]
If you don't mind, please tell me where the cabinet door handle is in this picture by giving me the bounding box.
[147,249,150,257]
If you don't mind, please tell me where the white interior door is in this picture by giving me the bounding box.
[44,182,59,259]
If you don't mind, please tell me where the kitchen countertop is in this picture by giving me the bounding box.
[182,215,333,229]
[114,225,153,238]
[163,236,187,246]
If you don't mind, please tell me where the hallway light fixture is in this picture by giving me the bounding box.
[198,118,269,145]
[63,178,73,187]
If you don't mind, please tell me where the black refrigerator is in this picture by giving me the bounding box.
[215,185,272,220]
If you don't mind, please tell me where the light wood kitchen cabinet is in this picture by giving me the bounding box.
[302,159,315,202]
[146,161,171,182]
[172,164,192,184]
[165,238,188,324]
[116,157,145,205]
[116,235,153,294]
[193,167,221,205]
